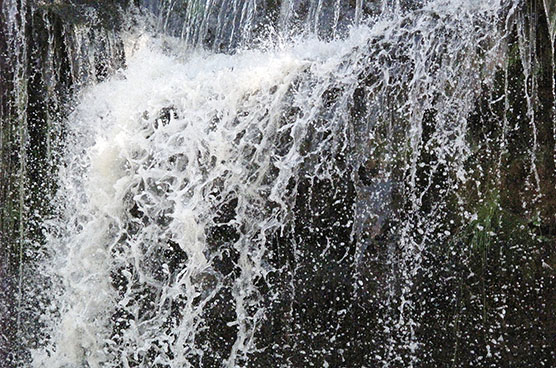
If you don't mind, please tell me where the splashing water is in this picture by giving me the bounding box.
[21,0,540,367]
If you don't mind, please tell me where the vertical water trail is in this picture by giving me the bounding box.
[278,0,294,33]
[332,0,342,37]
[517,6,542,204]
[497,1,521,185]
[543,0,555,43]
[544,0,556,172]
[3,0,30,337]
[354,0,363,25]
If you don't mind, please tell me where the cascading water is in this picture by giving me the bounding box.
[1,0,555,367]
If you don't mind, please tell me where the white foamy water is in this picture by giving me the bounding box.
[32,1,516,366]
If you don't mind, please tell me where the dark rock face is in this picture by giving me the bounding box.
[1,0,555,367]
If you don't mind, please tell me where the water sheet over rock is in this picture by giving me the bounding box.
[1,0,554,367]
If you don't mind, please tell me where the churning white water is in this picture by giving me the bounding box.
[31,0,518,366]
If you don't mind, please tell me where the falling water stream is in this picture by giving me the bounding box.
[1,0,555,367]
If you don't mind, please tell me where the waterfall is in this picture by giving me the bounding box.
[1,0,555,367]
